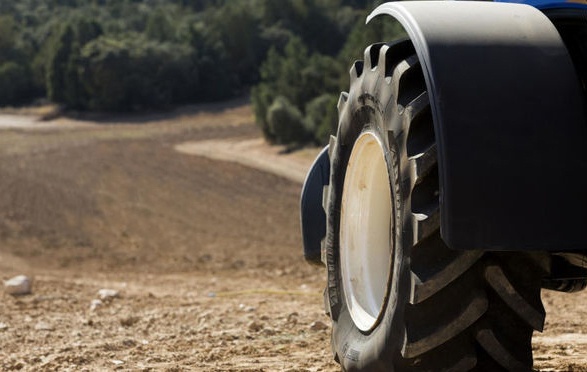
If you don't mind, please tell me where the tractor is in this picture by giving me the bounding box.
[300,0,587,370]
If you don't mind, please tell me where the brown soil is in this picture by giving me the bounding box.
[0,99,585,371]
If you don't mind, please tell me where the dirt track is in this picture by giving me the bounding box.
[0,100,586,371]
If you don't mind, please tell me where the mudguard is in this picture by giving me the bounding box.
[369,2,587,250]
[300,145,330,264]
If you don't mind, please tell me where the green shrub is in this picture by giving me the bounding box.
[251,83,275,141]
[266,96,309,145]
[0,62,31,105]
[305,94,339,145]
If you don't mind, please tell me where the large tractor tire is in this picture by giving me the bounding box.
[325,40,548,371]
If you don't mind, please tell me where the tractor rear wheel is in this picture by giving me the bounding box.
[325,40,548,371]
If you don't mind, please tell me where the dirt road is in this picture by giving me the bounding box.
[0,101,585,371]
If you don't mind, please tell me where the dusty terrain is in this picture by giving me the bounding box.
[0,99,586,371]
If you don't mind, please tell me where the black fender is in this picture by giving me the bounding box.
[300,145,330,265]
[369,2,587,250]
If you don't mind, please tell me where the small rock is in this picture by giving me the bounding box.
[111,360,124,366]
[81,318,94,326]
[286,312,299,324]
[309,321,328,331]
[120,315,140,327]
[247,321,264,332]
[0,322,8,331]
[297,340,309,347]
[262,328,276,336]
[239,304,256,312]
[35,321,54,331]
[8,361,24,370]
[198,254,212,263]
[122,339,136,347]
[231,260,245,269]
[97,289,119,301]
[4,275,32,296]
[90,299,103,311]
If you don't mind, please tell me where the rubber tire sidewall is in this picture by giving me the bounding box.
[328,106,414,371]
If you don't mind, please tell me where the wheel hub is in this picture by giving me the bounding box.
[340,130,394,332]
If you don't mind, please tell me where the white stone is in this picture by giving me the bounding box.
[97,289,119,301]
[90,299,104,311]
[35,321,54,331]
[239,304,256,312]
[4,275,32,296]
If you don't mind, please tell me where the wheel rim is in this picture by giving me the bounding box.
[340,130,393,332]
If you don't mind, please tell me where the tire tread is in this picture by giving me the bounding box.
[329,42,545,371]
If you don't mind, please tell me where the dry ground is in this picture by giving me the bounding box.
[0,99,585,371]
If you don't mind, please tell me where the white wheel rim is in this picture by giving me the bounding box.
[340,131,393,332]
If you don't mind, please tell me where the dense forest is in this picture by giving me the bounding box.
[0,0,405,145]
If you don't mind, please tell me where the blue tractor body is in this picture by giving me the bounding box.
[501,0,587,10]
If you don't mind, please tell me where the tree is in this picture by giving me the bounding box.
[259,0,346,56]
[46,25,75,103]
[0,0,387,113]
[0,62,32,105]
[0,15,19,65]
[79,35,198,110]
[145,8,175,42]
[338,13,406,70]
[208,2,265,85]
[252,36,342,145]
[44,17,104,107]
[186,21,234,101]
